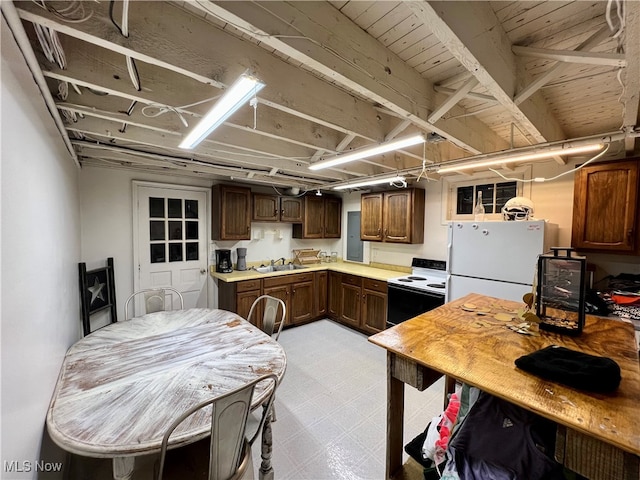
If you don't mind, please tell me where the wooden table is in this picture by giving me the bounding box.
[369,293,640,480]
[46,308,287,480]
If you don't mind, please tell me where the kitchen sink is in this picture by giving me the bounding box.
[253,264,308,274]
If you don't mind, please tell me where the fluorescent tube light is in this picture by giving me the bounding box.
[333,175,406,190]
[437,143,605,174]
[179,74,265,149]
[310,134,425,171]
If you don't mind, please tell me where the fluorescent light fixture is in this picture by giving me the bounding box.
[437,143,605,174]
[333,175,406,190]
[179,74,265,149]
[310,134,425,171]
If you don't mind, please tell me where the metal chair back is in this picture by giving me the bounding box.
[124,287,184,320]
[157,373,278,480]
[247,295,286,341]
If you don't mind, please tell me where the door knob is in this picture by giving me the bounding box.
[200,269,206,274]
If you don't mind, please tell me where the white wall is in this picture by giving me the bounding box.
[1,18,80,478]
[78,169,343,312]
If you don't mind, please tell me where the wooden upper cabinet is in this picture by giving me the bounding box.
[252,194,280,222]
[280,196,304,222]
[212,184,251,240]
[361,193,384,241]
[361,188,425,244]
[292,195,342,239]
[252,194,303,223]
[572,159,639,253]
[323,196,342,238]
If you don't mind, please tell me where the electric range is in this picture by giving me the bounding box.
[386,258,447,327]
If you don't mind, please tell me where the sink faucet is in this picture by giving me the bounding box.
[270,257,286,267]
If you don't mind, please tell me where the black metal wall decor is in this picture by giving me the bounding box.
[79,257,117,336]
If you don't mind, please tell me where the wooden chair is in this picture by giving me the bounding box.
[79,257,117,336]
[247,295,286,341]
[124,287,184,320]
[156,373,278,480]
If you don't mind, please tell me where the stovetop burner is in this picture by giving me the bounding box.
[387,257,447,294]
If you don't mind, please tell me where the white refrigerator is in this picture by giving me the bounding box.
[446,220,558,303]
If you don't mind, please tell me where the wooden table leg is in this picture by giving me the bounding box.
[387,352,405,480]
[112,457,134,480]
[259,405,274,480]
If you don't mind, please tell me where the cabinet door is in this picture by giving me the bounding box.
[212,185,251,240]
[315,271,328,317]
[263,285,291,326]
[328,271,342,318]
[302,196,325,238]
[361,193,383,241]
[383,191,412,243]
[572,160,639,252]
[361,289,387,334]
[324,196,342,238]
[280,197,303,222]
[237,290,261,326]
[252,194,279,222]
[291,280,314,324]
[341,283,361,328]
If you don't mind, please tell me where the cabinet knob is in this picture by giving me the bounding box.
[274,209,278,216]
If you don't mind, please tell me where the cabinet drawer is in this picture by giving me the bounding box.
[363,278,387,293]
[236,279,261,292]
[263,272,314,288]
[342,274,362,287]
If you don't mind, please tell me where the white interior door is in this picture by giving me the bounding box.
[134,183,209,314]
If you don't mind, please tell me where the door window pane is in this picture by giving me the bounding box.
[149,197,164,218]
[169,243,183,262]
[186,242,199,261]
[150,221,165,241]
[168,198,182,218]
[169,221,182,240]
[185,200,198,219]
[186,221,198,240]
[150,244,165,263]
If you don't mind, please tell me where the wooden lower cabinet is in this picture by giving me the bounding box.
[315,272,328,317]
[218,279,262,326]
[328,271,342,318]
[361,278,387,334]
[218,270,386,333]
[263,273,315,326]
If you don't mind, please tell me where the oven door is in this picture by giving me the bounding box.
[387,283,445,328]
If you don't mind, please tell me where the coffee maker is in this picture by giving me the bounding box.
[215,249,233,273]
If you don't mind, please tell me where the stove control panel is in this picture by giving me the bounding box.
[411,258,446,271]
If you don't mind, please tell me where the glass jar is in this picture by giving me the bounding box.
[330,251,338,263]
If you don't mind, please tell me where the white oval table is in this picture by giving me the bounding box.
[46,308,287,480]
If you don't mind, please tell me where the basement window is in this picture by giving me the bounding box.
[447,180,519,220]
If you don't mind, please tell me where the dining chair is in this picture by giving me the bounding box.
[124,287,184,320]
[79,257,117,336]
[247,295,286,341]
[156,373,278,480]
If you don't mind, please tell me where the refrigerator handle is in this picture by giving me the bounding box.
[446,242,452,275]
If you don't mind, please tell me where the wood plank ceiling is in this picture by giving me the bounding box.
[5,0,639,192]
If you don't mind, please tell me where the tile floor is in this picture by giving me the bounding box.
[248,319,445,479]
[66,319,445,479]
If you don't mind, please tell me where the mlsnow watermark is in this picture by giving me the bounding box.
[3,460,64,473]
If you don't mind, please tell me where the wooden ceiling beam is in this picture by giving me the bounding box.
[15,1,387,145]
[193,0,509,155]
[512,45,626,67]
[408,1,566,150]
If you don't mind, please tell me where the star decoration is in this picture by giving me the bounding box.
[88,277,106,305]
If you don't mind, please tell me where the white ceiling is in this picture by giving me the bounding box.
[6,0,639,191]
